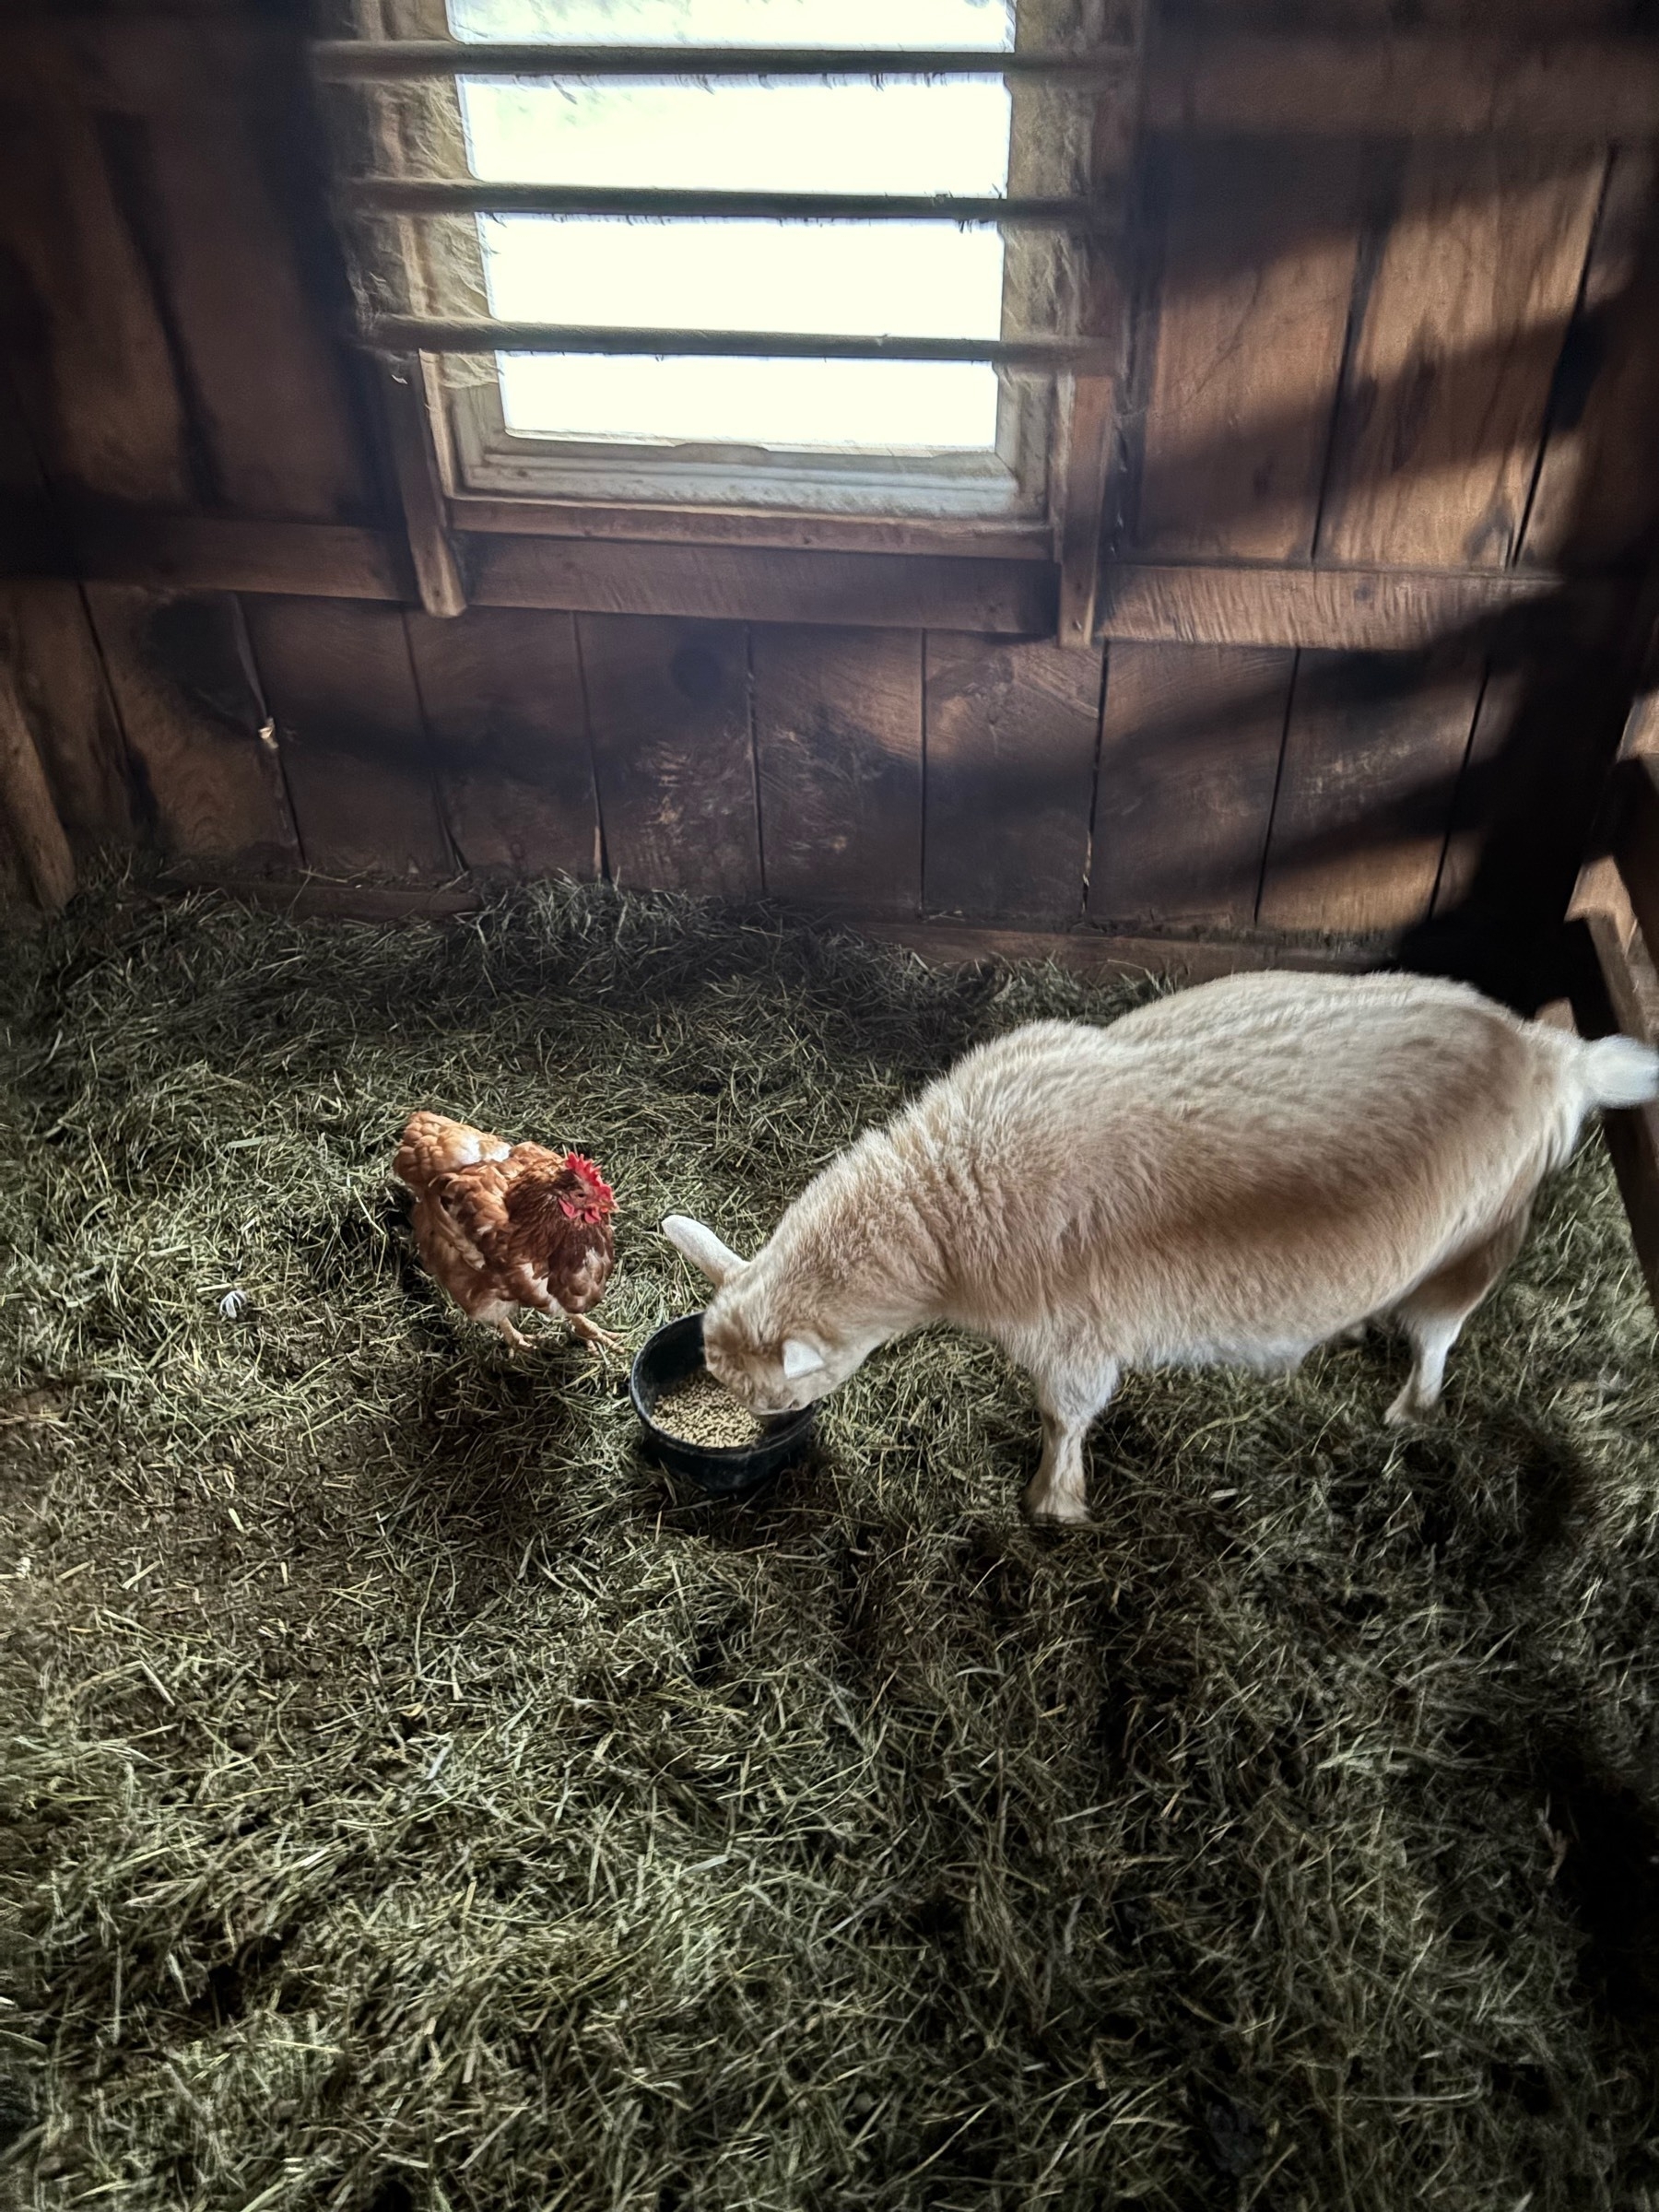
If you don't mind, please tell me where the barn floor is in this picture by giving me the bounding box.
[2,882,1658,2212]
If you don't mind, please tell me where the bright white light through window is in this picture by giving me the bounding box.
[449,0,1017,453]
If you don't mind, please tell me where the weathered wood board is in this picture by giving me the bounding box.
[577,615,761,901]
[1133,139,1360,563]
[1317,144,1604,568]
[1,0,1653,991]
[405,606,599,880]
[1432,664,1523,916]
[1089,641,1294,929]
[924,634,1103,923]
[0,581,135,851]
[1521,147,1659,572]
[241,596,453,879]
[85,584,299,869]
[1258,650,1486,934]
[750,625,923,915]
[132,85,371,520]
[0,87,191,505]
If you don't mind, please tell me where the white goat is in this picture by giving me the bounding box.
[663,971,1657,1524]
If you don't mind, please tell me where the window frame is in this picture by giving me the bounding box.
[348,0,1106,563]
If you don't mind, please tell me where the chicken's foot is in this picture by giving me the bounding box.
[570,1312,624,1354]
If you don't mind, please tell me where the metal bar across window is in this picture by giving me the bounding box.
[363,318,1113,371]
[312,41,1131,83]
[345,180,1119,231]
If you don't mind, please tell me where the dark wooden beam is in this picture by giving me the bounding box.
[22,23,1658,138]
[361,317,1113,371]
[1093,559,1619,653]
[469,535,1055,632]
[6,510,1628,649]
[54,512,408,604]
[1146,31,1659,140]
[311,41,1134,83]
[378,359,466,619]
[1612,753,1659,975]
[1053,33,1143,649]
[30,510,1053,636]
[0,658,76,912]
[1567,911,1659,1317]
[444,495,1052,562]
[344,181,1118,230]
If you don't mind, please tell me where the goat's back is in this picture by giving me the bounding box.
[897,971,1598,1362]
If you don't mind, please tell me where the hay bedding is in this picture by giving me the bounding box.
[1,880,1658,2212]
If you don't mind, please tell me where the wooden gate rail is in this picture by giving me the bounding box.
[1569,755,1659,1316]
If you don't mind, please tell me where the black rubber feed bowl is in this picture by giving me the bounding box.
[630,1312,814,1497]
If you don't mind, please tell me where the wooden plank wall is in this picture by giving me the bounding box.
[1088,0,1659,965]
[1092,123,1636,944]
[2,1,1658,955]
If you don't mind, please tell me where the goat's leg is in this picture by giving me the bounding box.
[1385,1206,1531,1425]
[1386,1313,1462,1424]
[1018,1346,1121,1527]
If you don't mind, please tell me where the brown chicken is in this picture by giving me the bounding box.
[392,1112,620,1353]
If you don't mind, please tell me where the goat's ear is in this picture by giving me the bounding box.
[661,1214,748,1288]
[781,1337,824,1382]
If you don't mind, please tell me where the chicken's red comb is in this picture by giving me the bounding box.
[562,1152,615,1208]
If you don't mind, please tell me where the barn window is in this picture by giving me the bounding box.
[461,0,1013,465]
[331,0,1113,542]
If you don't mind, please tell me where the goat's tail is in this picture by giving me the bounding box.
[1579,1033,1659,1110]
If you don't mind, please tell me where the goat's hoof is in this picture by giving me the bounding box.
[1384,1389,1438,1428]
[1023,1488,1090,1528]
